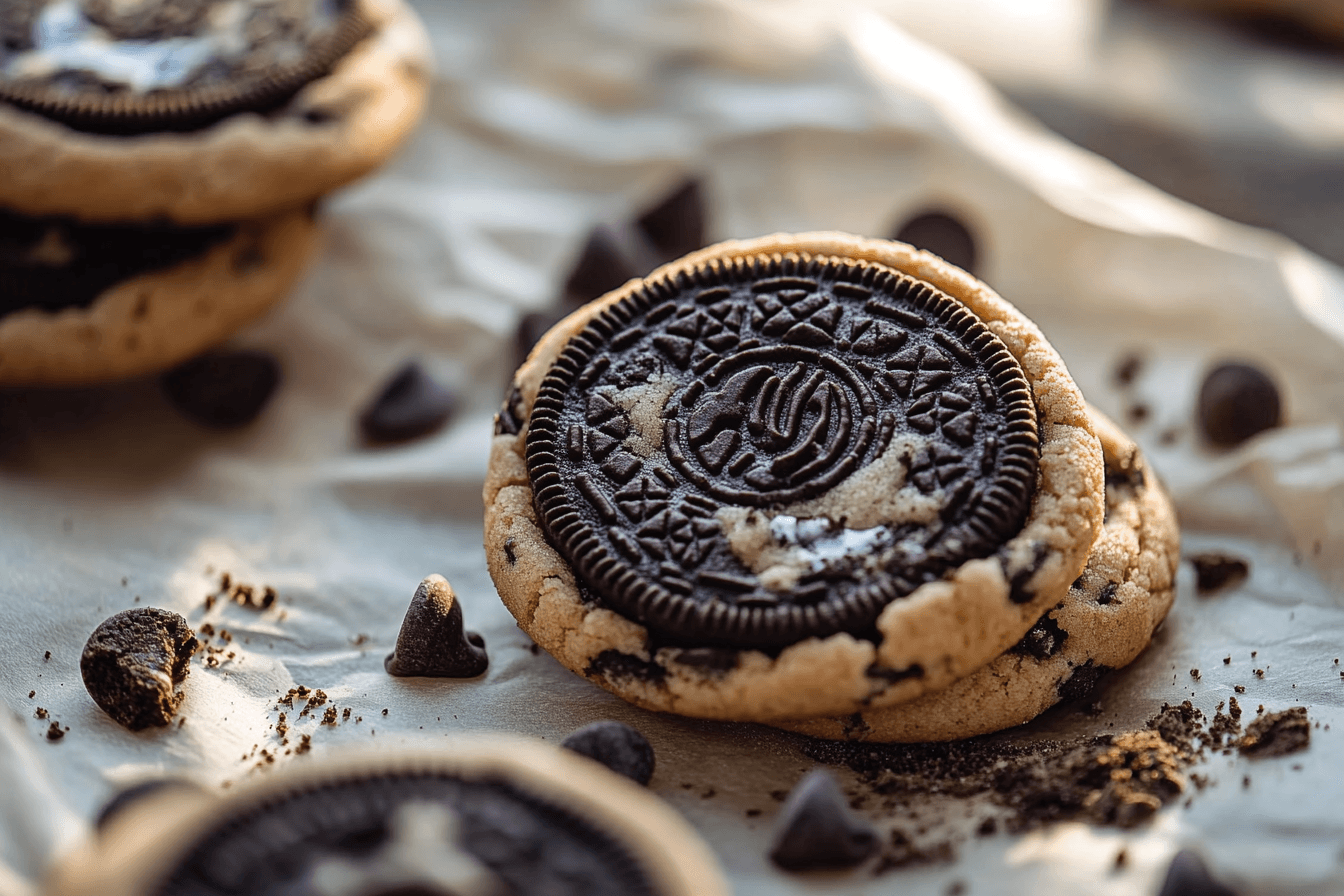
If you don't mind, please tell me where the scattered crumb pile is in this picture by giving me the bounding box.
[805,701,1310,872]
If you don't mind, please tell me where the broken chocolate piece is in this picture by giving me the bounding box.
[80,608,198,730]
[769,769,878,872]
[1190,553,1250,594]
[384,575,488,678]
[635,178,706,259]
[563,224,649,304]
[561,721,656,786]
[1197,362,1282,448]
[892,210,978,276]
[517,309,568,368]
[161,350,280,429]
[358,361,457,444]
[1157,850,1238,896]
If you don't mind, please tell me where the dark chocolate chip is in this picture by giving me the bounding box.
[161,350,280,429]
[1156,850,1238,896]
[527,254,1040,649]
[1001,542,1050,605]
[769,770,879,872]
[81,608,198,730]
[1189,553,1249,594]
[892,210,978,276]
[495,383,525,436]
[1056,660,1111,702]
[1197,362,1282,448]
[384,575,488,678]
[95,779,203,830]
[635,179,706,259]
[585,649,667,685]
[1012,613,1068,660]
[358,361,457,444]
[517,309,568,368]
[561,721,656,786]
[673,647,740,672]
[1113,352,1144,388]
[563,224,648,304]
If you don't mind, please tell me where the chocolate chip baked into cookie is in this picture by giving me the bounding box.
[47,738,729,896]
[484,232,1106,723]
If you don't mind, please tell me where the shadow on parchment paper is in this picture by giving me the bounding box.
[0,380,217,490]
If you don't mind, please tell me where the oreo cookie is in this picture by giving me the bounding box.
[526,254,1039,649]
[0,0,372,135]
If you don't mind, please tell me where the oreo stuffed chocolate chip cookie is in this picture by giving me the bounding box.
[485,232,1105,722]
[48,738,729,896]
[780,408,1179,741]
[0,0,431,224]
[0,206,316,385]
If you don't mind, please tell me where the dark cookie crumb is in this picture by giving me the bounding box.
[561,721,656,786]
[161,350,280,429]
[45,722,65,741]
[384,576,488,678]
[81,608,198,730]
[1197,362,1282,448]
[1189,554,1249,594]
[1238,707,1309,759]
[358,361,457,444]
[1112,353,1144,387]
[769,769,879,872]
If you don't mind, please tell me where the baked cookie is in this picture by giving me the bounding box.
[0,0,431,224]
[48,738,729,896]
[484,232,1105,722]
[0,206,317,385]
[778,408,1179,742]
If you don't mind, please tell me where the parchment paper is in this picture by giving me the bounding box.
[3,1,1344,894]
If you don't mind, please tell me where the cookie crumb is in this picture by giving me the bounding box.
[45,722,64,741]
[1189,554,1249,594]
[1238,707,1310,759]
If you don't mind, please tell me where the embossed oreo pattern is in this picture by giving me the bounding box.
[527,255,1039,649]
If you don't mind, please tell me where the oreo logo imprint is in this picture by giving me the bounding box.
[527,254,1040,649]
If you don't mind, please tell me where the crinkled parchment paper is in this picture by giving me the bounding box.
[3,1,1344,894]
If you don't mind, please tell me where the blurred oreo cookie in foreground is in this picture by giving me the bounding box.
[0,0,433,224]
[485,231,1106,724]
[46,738,729,896]
[0,208,316,386]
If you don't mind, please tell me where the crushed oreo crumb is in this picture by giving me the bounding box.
[1238,707,1309,759]
[81,608,198,730]
[561,721,656,786]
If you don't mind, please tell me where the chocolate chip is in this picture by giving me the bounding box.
[1057,660,1111,702]
[1157,850,1238,896]
[892,210,978,276]
[95,779,202,830]
[358,361,457,444]
[1189,553,1249,594]
[81,608,198,730]
[1012,613,1068,660]
[1197,362,1282,448]
[161,350,280,429]
[635,179,706,259]
[769,770,879,872]
[561,721,656,785]
[384,575,488,678]
[563,224,648,304]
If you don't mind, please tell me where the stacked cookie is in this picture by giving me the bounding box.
[0,0,432,385]
[485,232,1180,742]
